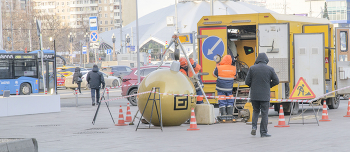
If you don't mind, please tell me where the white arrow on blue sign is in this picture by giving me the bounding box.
[202,36,225,61]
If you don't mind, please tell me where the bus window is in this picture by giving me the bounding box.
[0,60,13,79]
[14,60,38,78]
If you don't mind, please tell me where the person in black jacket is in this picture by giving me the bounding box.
[86,65,105,106]
[245,53,279,138]
[72,67,82,94]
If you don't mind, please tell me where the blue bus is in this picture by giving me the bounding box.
[0,50,56,95]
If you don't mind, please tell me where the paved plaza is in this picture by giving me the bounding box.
[0,89,349,152]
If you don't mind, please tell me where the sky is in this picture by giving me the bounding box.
[138,0,175,18]
[137,0,326,18]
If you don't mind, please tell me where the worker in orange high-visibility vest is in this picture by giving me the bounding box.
[179,57,204,104]
[213,55,236,117]
[189,58,204,104]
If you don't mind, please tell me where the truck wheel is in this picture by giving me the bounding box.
[328,96,340,109]
[20,83,31,95]
[128,88,138,106]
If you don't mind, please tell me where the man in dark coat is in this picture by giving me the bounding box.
[72,67,82,94]
[86,64,105,106]
[245,53,279,137]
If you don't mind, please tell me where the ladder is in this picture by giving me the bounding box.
[233,82,250,115]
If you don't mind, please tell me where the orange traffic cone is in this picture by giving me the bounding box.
[274,105,290,127]
[319,100,331,121]
[115,105,128,126]
[125,103,132,122]
[344,100,350,117]
[187,108,200,131]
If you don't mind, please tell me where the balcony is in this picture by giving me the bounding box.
[69,4,97,8]
[114,16,121,20]
[70,10,96,15]
[33,5,56,9]
[114,2,120,5]
[114,9,120,13]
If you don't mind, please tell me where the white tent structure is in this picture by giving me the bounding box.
[99,0,275,57]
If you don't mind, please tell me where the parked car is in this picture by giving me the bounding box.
[57,66,89,77]
[101,65,132,79]
[57,73,66,89]
[121,65,170,106]
[65,71,121,90]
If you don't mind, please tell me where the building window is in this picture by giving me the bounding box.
[110,13,113,18]
[105,0,107,3]
[67,2,69,5]
[62,9,64,12]
[105,14,107,17]
[100,21,102,25]
[105,21,108,24]
[105,28,108,31]
[62,22,65,26]
[57,16,60,19]
[57,2,59,5]
[114,12,119,16]
[62,16,65,19]
[100,28,103,31]
[99,7,101,10]
[62,2,64,5]
[99,14,102,17]
[111,27,113,30]
[68,8,70,12]
[57,9,59,13]
[99,0,101,3]
[68,16,70,19]
[114,5,119,9]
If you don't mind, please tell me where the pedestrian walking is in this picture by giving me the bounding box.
[86,64,105,106]
[245,53,279,137]
[213,55,236,117]
[72,67,82,94]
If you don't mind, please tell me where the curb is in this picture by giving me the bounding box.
[0,138,38,152]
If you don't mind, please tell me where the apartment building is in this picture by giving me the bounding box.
[32,0,121,32]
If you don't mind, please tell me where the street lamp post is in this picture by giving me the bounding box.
[50,37,57,95]
[68,32,76,64]
[84,32,89,64]
[126,34,130,59]
[112,33,116,61]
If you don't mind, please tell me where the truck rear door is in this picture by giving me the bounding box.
[198,26,227,83]
[336,27,350,96]
[258,23,290,83]
[294,33,325,97]
[303,24,331,80]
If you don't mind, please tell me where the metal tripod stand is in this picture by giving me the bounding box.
[156,35,210,104]
[92,88,115,125]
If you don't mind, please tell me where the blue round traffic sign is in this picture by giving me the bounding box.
[90,31,99,42]
[202,36,224,61]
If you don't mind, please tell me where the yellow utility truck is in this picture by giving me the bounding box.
[197,13,339,114]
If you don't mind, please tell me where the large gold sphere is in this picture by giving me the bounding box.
[137,69,196,126]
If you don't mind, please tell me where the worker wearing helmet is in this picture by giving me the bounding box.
[179,57,189,76]
[179,57,204,104]
[190,58,204,104]
[213,55,236,118]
